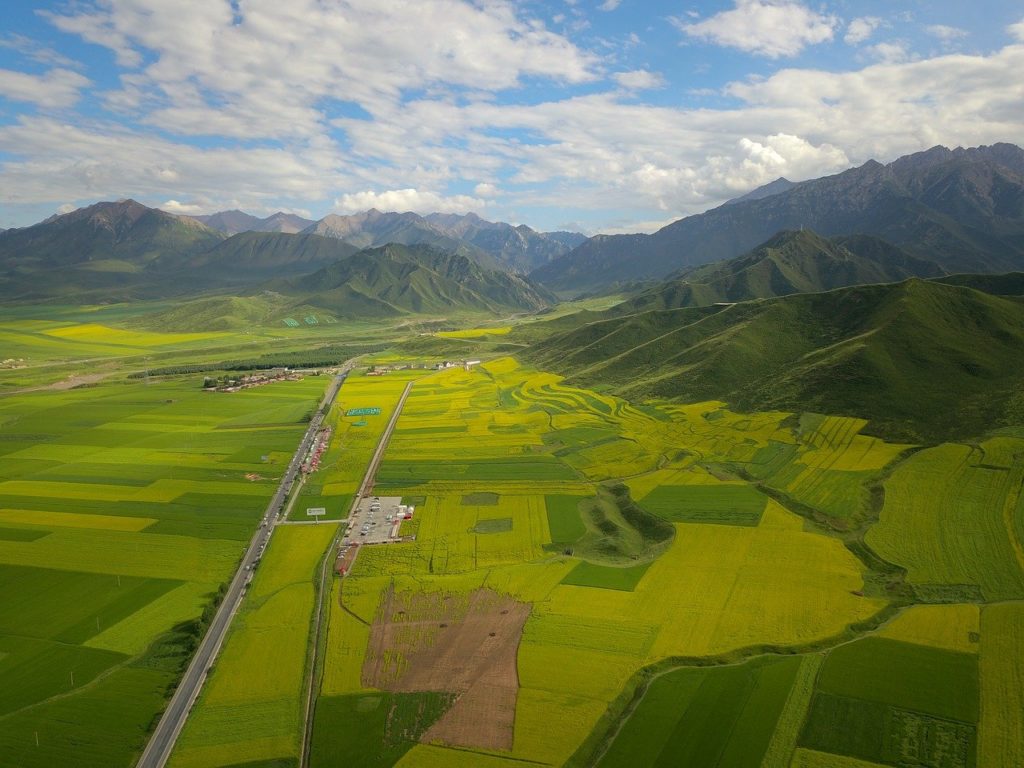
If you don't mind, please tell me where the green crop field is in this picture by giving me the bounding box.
[0,362,327,767]
[866,440,1024,601]
[545,494,588,546]
[170,524,337,768]
[596,655,803,768]
[637,483,767,526]
[560,560,652,591]
[798,636,980,767]
[979,603,1024,767]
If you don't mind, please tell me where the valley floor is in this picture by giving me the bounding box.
[0,310,1021,768]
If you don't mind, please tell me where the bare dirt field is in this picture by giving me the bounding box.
[362,586,530,751]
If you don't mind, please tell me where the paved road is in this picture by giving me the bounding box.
[136,366,353,768]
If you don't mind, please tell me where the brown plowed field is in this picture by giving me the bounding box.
[362,586,530,751]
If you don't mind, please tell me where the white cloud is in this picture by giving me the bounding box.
[675,0,837,58]
[474,182,499,198]
[41,7,142,68]
[334,189,486,215]
[599,0,622,10]
[0,67,90,108]
[866,40,911,64]
[0,116,341,206]
[600,216,680,235]
[845,17,883,45]
[708,135,849,192]
[42,0,599,140]
[0,34,80,68]
[160,199,207,215]
[613,70,666,90]
[926,24,967,42]
[1010,18,1024,42]
[56,203,76,215]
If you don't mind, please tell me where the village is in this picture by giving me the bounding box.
[202,368,304,392]
[365,358,480,375]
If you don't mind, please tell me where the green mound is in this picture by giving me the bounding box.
[570,483,674,566]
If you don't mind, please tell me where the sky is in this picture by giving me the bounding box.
[1,1,1023,234]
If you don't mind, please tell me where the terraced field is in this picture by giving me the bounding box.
[0,373,326,766]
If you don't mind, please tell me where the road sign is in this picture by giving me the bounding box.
[306,507,326,516]
[346,407,381,416]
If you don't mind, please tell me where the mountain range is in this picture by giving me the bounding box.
[4,142,1024,336]
[0,200,582,303]
[191,210,315,235]
[531,143,1024,293]
[0,199,225,300]
[193,207,585,273]
[297,209,584,272]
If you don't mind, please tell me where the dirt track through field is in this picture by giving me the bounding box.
[362,586,530,751]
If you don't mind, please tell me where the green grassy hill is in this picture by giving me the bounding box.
[279,242,555,317]
[526,279,1024,442]
[615,230,943,313]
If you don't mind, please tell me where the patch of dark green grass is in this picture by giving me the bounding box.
[0,663,176,768]
[799,692,977,768]
[0,635,128,717]
[0,564,180,644]
[545,495,587,545]
[471,517,512,534]
[638,484,766,526]
[561,560,651,591]
[461,492,499,505]
[816,637,979,723]
[597,655,801,768]
[310,692,454,768]
[0,527,49,542]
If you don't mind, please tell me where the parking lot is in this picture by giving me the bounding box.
[343,495,406,544]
